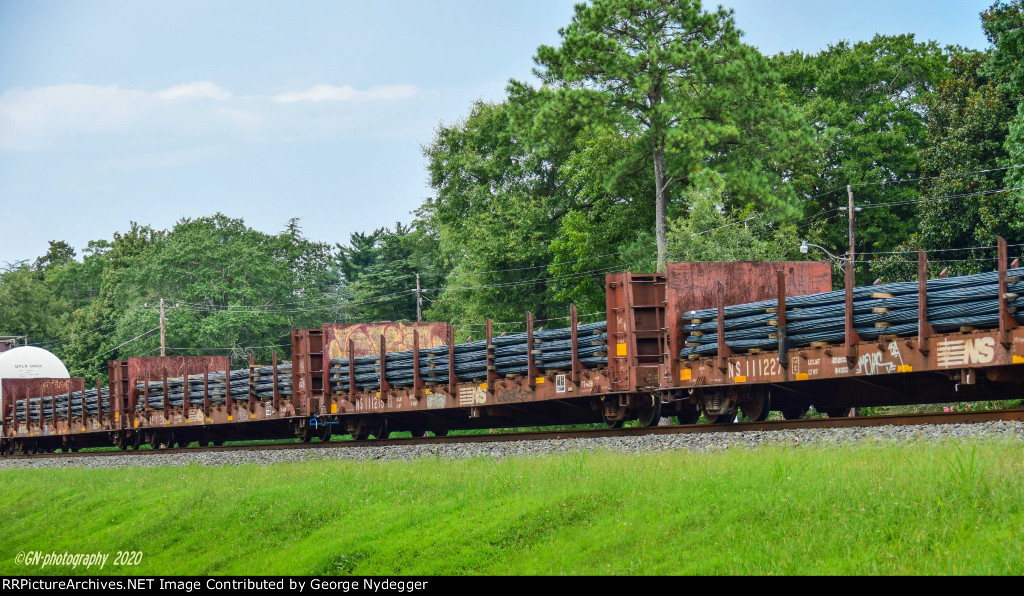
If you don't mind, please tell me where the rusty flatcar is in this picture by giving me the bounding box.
[4,243,1024,455]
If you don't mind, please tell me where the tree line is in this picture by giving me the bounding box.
[3,0,1023,377]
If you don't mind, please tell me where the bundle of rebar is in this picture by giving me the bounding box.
[7,363,293,421]
[133,363,292,410]
[680,268,1024,358]
[9,386,110,422]
[328,321,608,393]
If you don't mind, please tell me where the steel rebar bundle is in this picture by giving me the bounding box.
[680,268,1024,358]
[328,321,608,393]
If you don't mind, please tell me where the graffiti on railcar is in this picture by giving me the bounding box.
[324,323,448,360]
[495,384,531,404]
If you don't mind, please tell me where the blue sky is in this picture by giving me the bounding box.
[0,0,996,265]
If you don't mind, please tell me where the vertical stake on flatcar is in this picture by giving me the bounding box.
[65,381,72,432]
[715,281,734,373]
[447,324,460,396]
[844,259,862,365]
[96,377,104,428]
[998,236,1019,348]
[412,330,424,397]
[117,361,131,430]
[917,250,934,355]
[51,380,57,425]
[272,350,280,413]
[570,304,585,383]
[162,370,169,422]
[143,370,150,415]
[379,334,392,393]
[203,361,211,421]
[248,353,256,414]
[183,360,190,419]
[347,339,356,403]
[777,270,788,367]
[527,313,540,389]
[225,358,235,410]
[485,319,497,391]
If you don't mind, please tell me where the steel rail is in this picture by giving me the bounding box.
[6,408,1024,462]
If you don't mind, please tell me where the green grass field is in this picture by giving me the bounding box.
[2,439,1023,575]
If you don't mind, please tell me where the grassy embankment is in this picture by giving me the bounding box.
[1,439,1022,575]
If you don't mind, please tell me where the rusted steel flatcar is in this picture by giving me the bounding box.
[4,242,1024,455]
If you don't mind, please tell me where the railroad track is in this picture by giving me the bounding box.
[6,408,1024,462]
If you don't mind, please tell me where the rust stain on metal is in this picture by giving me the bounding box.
[324,323,448,360]
[4,378,85,399]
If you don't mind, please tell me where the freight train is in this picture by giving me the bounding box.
[5,241,1024,455]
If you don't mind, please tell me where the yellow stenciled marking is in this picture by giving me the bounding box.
[425,389,431,395]
[330,404,338,414]
[734,375,747,383]
[616,342,627,356]
[680,369,692,381]
[1014,355,1024,364]
[480,383,488,390]
[536,377,545,384]
[795,372,809,381]
[897,364,913,373]
[228,416,233,421]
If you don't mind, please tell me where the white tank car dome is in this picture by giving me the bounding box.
[0,346,71,405]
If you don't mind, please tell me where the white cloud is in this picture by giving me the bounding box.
[154,81,231,101]
[0,80,424,151]
[270,83,418,103]
[0,82,247,150]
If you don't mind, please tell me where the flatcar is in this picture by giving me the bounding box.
[4,241,1024,455]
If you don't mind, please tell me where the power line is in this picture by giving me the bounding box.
[95,326,161,358]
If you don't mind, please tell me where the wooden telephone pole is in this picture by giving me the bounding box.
[415,274,423,323]
[143,298,178,356]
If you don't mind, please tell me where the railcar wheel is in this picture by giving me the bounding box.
[319,426,333,442]
[432,430,449,437]
[350,419,371,441]
[372,419,391,440]
[601,402,626,428]
[636,394,663,427]
[213,441,225,447]
[409,427,428,438]
[705,408,738,424]
[602,412,625,429]
[740,391,771,422]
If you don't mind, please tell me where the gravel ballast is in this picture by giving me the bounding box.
[2,421,1023,470]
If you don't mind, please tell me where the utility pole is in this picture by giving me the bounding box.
[415,274,423,323]
[159,298,166,357]
[847,184,856,263]
[143,298,178,357]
